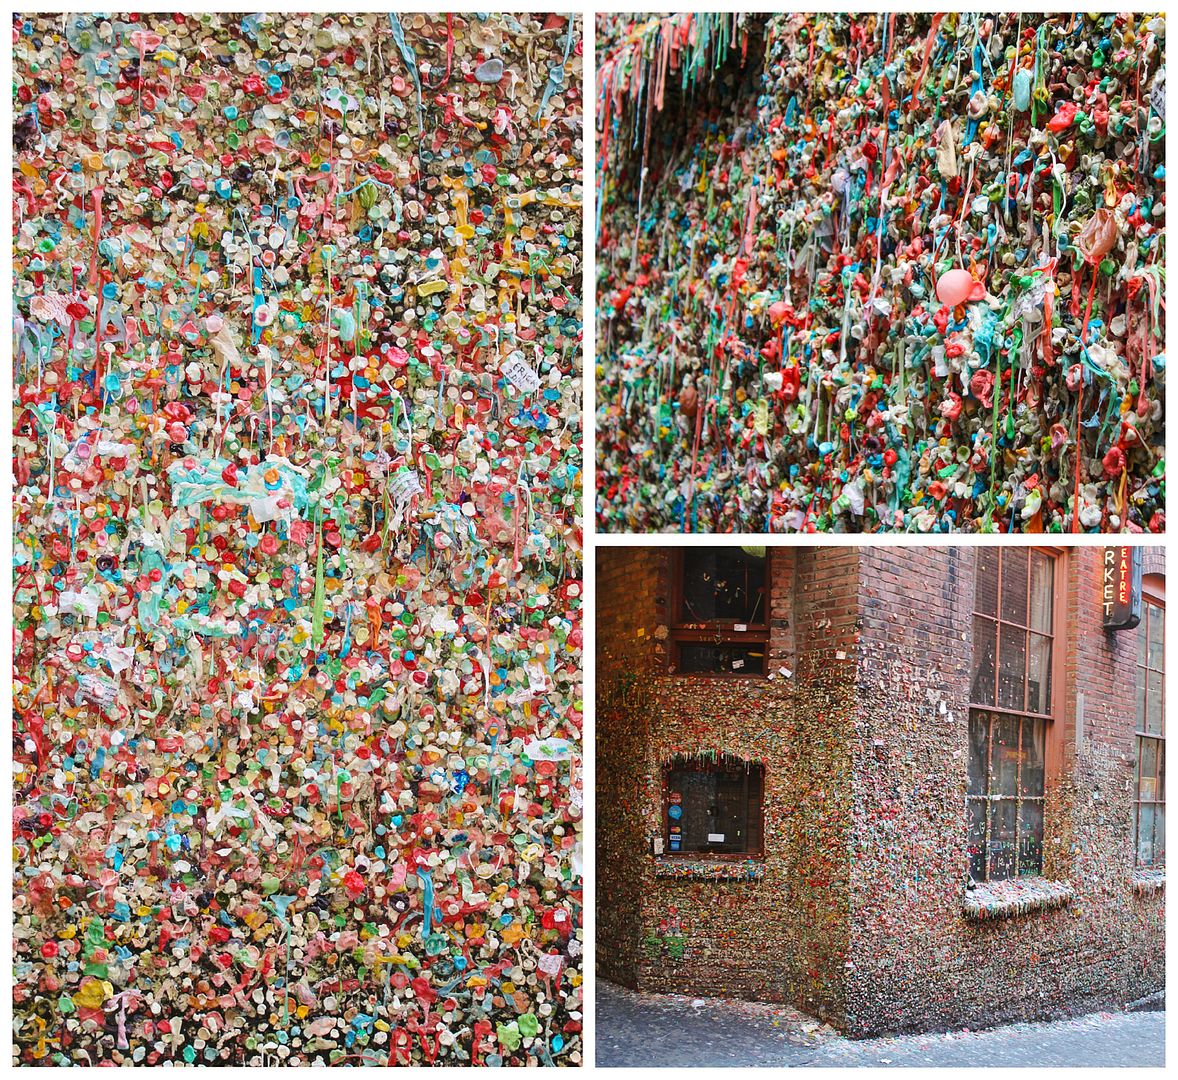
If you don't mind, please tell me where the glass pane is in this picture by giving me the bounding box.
[975,549,999,617]
[1018,801,1044,876]
[1026,633,1052,715]
[1000,548,1029,626]
[1148,602,1164,671]
[681,549,767,624]
[1155,805,1165,866]
[667,768,718,853]
[998,628,1027,710]
[714,772,748,853]
[1029,552,1054,633]
[1020,717,1045,797]
[1136,673,1146,731]
[745,769,764,853]
[1137,804,1156,866]
[1138,739,1158,801]
[967,713,990,796]
[1146,671,1163,734]
[1138,617,1148,667]
[967,799,988,880]
[667,763,760,854]
[989,800,1017,881]
[991,716,1020,797]
[971,618,996,705]
[678,642,765,675]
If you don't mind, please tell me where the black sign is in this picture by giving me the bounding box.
[1102,546,1142,631]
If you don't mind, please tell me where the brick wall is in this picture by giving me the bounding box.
[1064,547,1165,757]
[595,547,660,991]
[595,545,860,1023]
[846,546,1165,1036]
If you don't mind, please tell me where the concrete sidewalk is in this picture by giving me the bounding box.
[595,980,1165,1068]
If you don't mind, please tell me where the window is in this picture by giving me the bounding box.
[670,548,768,675]
[1134,584,1165,867]
[663,756,764,856]
[967,549,1056,882]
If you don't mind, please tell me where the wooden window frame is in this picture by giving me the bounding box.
[967,547,1067,883]
[967,709,1046,881]
[971,548,1060,720]
[1134,578,1165,868]
[661,756,766,860]
[668,548,771,678]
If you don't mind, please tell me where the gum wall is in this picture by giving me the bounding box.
[596,13,1165,534]
[13,12,583,1066]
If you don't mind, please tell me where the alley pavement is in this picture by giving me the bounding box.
[595,980,1165,1068]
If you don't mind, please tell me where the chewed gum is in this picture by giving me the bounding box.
[13,11,584,1068]
[595,13,1165,534]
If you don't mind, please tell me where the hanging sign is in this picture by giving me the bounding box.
[1102,546,1143,630]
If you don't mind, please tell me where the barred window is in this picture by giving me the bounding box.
[967,550,1056,882]
[670,548,768,675]
[664,756,764,856]
[1134,586,1165,867]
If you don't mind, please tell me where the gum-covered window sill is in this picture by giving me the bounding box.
[652,856,767,881]
[1132,867,1165,894]
[963,877,1074,920]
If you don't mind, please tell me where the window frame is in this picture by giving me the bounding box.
[661,756,766,860]
[1133,577,1165,868]
[966,709,1047,881]
[970,547,1060,720]
[966,547,1066,884]
[668,548,771,678]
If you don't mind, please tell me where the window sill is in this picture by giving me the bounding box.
[653,855,767,882]
[665,670,768,680]
[1133,868,1165,895]
[963,877,1074,920]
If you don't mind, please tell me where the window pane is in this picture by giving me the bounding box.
[1137,804,1156,866]
[971,618,996,705]
[714,771,749,852]
[1026,632,1052,715]
[1029,552,1054,633]
[1139,738,1158,801]
[998,628,1027,710]
[1018,801,1044,876]
[681,549,767,624]
[975,549,999,617]
[989,800,1017,880]
[991,716,1020,797]
[1138,617,1148,667]
[967,712,989,796]
[1148,603,1164,670]
[678,642,765,675]
[1146,671,1163,734]
[1020,717,1045,797]
[1155,805,1165,866]
[967,799,987,880]
[1136,673,1146,731]
[666,761,762,855]
[1000,548,1029,626]
[746,769,764,853]
[667,769,717,852]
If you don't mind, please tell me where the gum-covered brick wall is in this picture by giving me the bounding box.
[598,546,1163,1035]
[848,546,1164,1036]
[595,13,1165,534]
[13,12,583,1067]
[596,547,859,1024]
